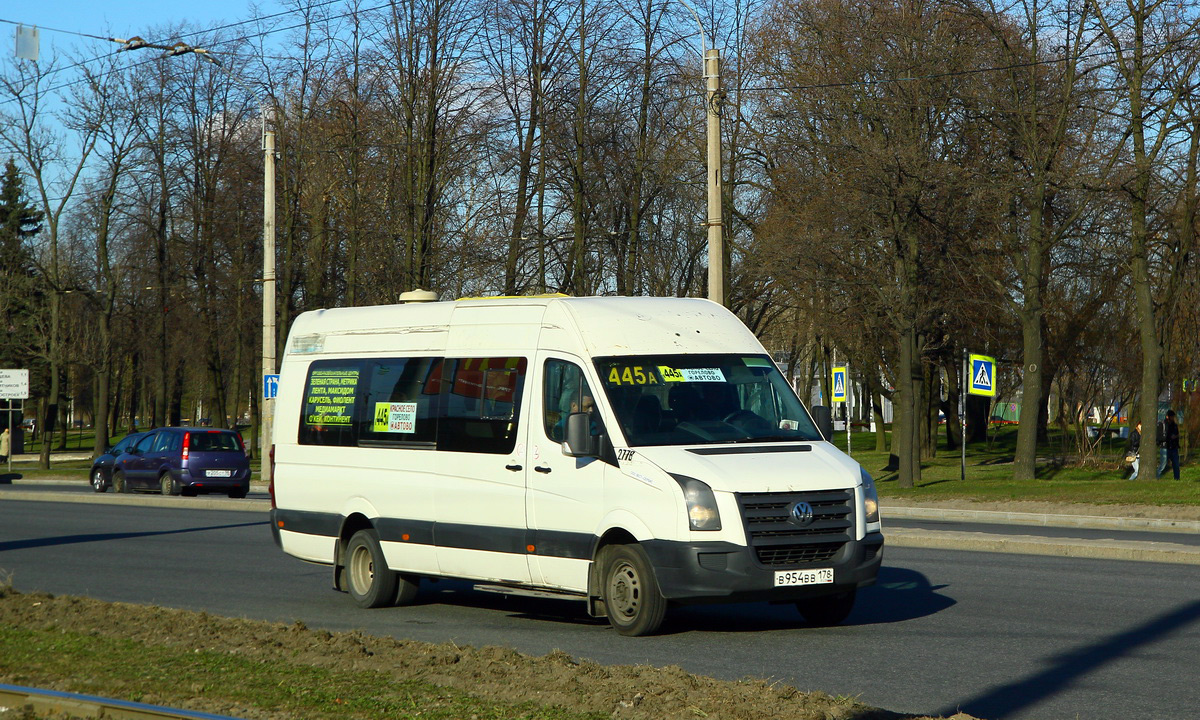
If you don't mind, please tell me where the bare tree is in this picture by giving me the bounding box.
[1089,0,1200,477]
[0,54,99,467]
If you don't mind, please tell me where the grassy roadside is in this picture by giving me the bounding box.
[0,587,928,720]
[0,621,586,720]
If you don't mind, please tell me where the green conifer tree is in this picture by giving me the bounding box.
[0,158,44,367]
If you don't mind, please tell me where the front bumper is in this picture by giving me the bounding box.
[642,531,884,604]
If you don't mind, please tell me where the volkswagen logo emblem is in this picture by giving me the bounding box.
[789,501,815,526]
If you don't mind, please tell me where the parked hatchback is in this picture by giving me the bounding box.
[112,427,251,498]
[89,431,150,492]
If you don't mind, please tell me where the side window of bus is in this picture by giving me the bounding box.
[436,357,528,454]
[298,361,363,446]
[359,357,440,445]
[543,360,594,442]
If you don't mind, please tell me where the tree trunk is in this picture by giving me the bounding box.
[1013,300,1045,480]
[896,325,922,488]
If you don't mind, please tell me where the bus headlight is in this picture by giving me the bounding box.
[861,467,880,524]
[670,474,722,531]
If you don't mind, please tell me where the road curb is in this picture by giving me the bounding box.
[0,490,263,512]
[884,526,1200,565]
[881,504,1200,533]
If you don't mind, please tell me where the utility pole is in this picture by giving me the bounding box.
[113,38,278,458]
[262,128,276,459]
[672,0,723,307]
[705,48,724,306]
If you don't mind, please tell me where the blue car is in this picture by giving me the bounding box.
[89,432,150,492]
[112,427,251,498]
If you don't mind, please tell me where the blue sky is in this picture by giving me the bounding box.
[6,1,271,59]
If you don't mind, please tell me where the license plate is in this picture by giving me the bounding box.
[205,470,232,478]
[774,568,833,587]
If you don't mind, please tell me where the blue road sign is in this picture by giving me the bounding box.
[263,374,280,400]
[968,354,995,397]
[831,366,847,403]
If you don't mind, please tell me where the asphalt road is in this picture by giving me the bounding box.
[2,500,1199,719]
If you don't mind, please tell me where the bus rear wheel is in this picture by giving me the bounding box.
[346,529,399,609]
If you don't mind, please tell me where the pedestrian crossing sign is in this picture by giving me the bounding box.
[831,366,847,403]
[968,354,996,397]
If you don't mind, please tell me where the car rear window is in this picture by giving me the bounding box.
[191,432,242,452]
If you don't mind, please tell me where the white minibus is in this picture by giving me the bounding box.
[269,295,883,635]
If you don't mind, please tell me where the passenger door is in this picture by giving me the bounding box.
[525,354,608,592]
[139,431,175,489]
[119,431,159,487]
[430,356,533,585]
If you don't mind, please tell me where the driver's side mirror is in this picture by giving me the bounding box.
[563,412,599,458]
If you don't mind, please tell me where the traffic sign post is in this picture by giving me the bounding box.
[961,353,997,481]
[1,370,30,473]
[831,366,851,455]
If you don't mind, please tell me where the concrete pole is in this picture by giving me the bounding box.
[262,129,276,460]
[705,48,724,306]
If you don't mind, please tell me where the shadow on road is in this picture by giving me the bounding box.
[0,521,267,552]
[853,565,956,624]
[410,564,955,635]
[939,598,1200,719]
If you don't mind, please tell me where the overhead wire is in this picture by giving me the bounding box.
[9,1,1200,106]
[0,0,371,101]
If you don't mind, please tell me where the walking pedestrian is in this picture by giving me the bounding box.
[0,426,9,463]
[1159,410,1181,479]
[1126,421,1142,480]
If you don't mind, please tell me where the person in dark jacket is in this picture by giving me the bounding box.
[1158,410,1181,479]
[1127,421,1142,480]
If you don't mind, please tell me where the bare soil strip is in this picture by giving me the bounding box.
[0,588,975,720]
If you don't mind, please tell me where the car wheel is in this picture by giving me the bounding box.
[91,468,108,493]
[795,588,856,626]
[345,529,399,609]
[160,473,180,496]
[599,544,667,636]
[113,471,128,494]
[228,486,248,499]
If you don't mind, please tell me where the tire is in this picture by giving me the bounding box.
[345,529,399,609]
[796,588,857,626]
[599,544,667,636]
[91,468,108,493]
[228,486,248,499]
[160,473,180,496]
[113,471,128,494]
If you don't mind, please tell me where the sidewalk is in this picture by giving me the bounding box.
[4,450,94,463]
[881,503,1200,566]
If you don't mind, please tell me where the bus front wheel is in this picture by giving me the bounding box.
[599,544,667,636]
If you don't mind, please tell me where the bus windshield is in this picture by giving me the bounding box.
[593,354,822,447]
